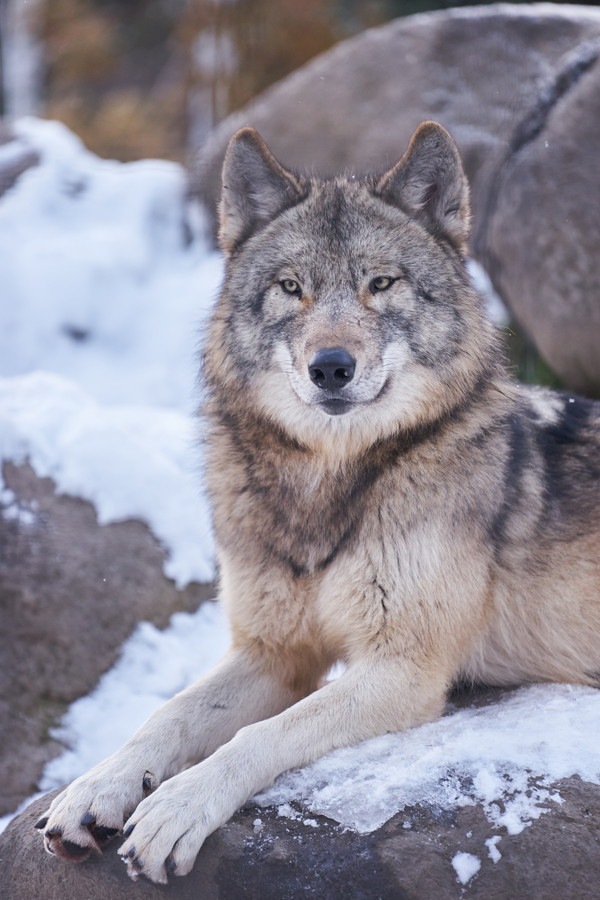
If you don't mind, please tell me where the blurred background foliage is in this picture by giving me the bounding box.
[0,0,596,164]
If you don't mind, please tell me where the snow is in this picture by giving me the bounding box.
[0,118,224,413]
[0,371,213,585]
[0,117,223,585]
[256,683,599,837]
[452,851,481,885]
[1,119,599,880]
[467,259,508,326]
[485,835,502,863]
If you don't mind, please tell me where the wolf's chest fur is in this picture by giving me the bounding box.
[211,425,401,578]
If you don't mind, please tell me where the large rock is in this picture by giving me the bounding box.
[2,774,599,899]
[0,461,214,816]
[480,54,600,395]
[191,4,600,394]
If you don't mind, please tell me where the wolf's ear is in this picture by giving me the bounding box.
[219,127,305,255]
[376,122,470,252]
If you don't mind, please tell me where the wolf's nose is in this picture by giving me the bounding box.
[308,348,356,389]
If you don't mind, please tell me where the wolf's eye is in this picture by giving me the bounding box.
[369,276,395,293]
[280,278,301,296]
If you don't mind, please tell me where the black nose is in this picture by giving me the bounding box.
[308,347,356,390]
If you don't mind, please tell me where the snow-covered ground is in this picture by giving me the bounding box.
[0,119,598,886]
[0,118,222,584]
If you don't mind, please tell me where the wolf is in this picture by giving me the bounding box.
[36,122,600,884]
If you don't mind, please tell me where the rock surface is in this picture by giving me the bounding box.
[192,3,600,394]
[0,461,214,816]
[480,54,600,395]
[2,775,599,899]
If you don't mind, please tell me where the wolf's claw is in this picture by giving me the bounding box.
[43,826,95,862]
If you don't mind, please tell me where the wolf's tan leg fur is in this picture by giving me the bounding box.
[117,657,447,883]
[38,649,300,860]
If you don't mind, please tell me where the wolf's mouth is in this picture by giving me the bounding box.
[315,377,391,416]
[318,398,354,416]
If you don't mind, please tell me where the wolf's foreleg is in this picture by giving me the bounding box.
[118,657,447,883]
[36,648,300,862]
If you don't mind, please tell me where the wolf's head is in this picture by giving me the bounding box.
[205,122,497,458]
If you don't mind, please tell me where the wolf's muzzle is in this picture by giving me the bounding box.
[308,347,356,391]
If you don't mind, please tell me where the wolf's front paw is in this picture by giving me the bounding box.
[35,763,159,862]
[118,771,216,884]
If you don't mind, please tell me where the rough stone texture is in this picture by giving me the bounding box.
[2,775,599,899]
[191,3,600,393]
[0,461,215,816]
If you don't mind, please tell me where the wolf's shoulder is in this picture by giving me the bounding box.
[515,384,600,445]
[507,384,600,529]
